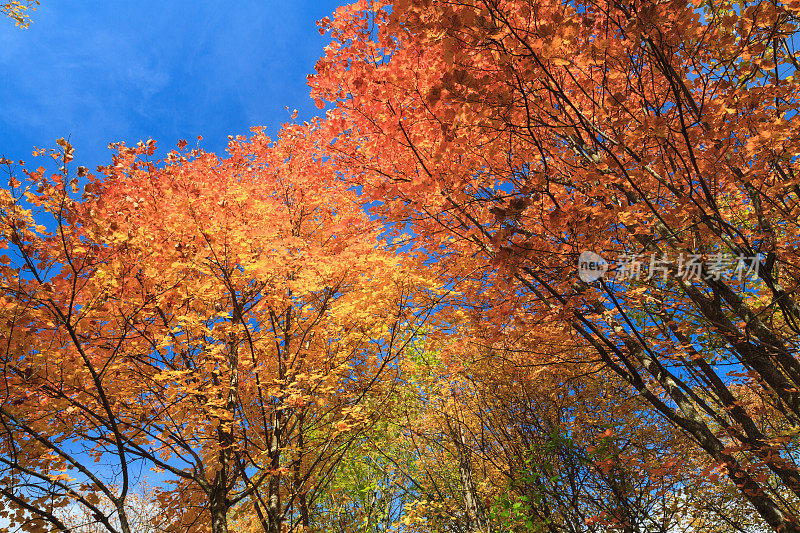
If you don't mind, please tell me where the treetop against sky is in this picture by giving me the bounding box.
[4,1,800,532]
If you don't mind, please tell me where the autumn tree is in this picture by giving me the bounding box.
[295,396,415,533]
[0,126,431,533]
[381,338,718,533]
[310,0,800,530]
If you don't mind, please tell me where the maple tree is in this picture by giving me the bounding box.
[309,0,800,530]
[0,127,431,533]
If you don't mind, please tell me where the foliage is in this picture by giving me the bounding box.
[0,131,431,533]
[2,0,37,27]
[309,0,800,530]
[5,0,800,530]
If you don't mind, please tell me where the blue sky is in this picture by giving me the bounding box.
[0,1,345,172]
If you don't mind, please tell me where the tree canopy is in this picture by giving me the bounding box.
[4,0,800,531]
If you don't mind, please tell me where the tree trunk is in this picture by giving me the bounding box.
[209,486,229,533]
[452,418,481,533]
[267,410,283,533]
